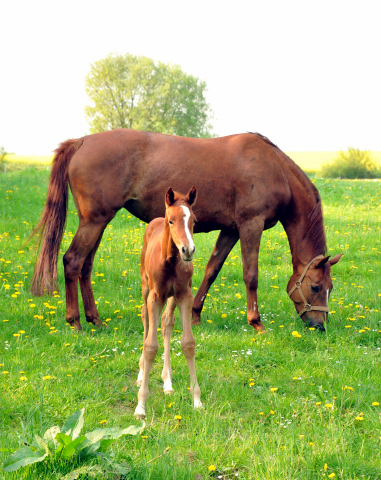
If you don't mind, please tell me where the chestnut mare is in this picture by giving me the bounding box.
[135,186,201,418]
[31,129,342,332]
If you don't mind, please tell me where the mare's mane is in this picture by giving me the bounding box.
[251,132,327,256]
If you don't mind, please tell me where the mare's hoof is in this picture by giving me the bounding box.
[68,319,82,331]
[194,400,203,409]
[191,319,201,326]
[164,388,174,395]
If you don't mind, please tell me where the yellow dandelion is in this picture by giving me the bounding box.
[206,319,212,323]
[249,382,255,387]
[325,404,333,409]
[2,371,9,374]
[208,465,216,472]
[235,293,241,299]
[100,420,107,424]
[221,314,227,318]
[315,402,321,406]
[270,387,278,392]
[372,402,379,406]
[355,416,364,421]
[43,375,52,380]
[328,474,336,478]
[141,435,148,439]
[259,412,264,415]
[20,376,27,381]
[29,304,36,308]
[292,331,301,338]
[175,415,182,420]
[13,333,20,337]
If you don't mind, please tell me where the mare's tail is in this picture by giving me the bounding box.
[30,138,83,296]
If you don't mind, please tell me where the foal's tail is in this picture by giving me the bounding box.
[30,138,83,296]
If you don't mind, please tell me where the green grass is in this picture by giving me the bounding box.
[0,168,381,479]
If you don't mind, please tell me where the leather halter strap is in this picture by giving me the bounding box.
[288,255,329,318]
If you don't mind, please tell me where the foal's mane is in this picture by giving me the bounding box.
[251,132,327,256]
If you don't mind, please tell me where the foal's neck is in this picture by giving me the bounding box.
[161,220,180,263]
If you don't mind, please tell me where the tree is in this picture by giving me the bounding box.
[0,146,9,173]
[85,53,214,138]
[320,147,381,179]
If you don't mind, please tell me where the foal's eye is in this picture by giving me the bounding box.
[168,220,173,225]
[311,285,320,293]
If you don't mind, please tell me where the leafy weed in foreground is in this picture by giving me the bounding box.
[3,408,144,478]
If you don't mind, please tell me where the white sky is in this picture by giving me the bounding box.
[1,0,380,155]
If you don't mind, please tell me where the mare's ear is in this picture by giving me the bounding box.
[328,253,343,266]
[185,186,197,206]
[165,188,175,207]
[315,256,330,268]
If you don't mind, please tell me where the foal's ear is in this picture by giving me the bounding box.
[185,186,197,206]
[165,188,175,207]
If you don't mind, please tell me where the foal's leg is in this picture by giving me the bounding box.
[137,276,150,386]
[239,217,265,332]
[79,231,104,327]
[192,230,239,325]
[177,289,201,408]
[135,290,164,419]
[161,296,176,394]
[63,221,109,330]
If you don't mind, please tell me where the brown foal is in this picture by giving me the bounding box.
[134,187,201,419]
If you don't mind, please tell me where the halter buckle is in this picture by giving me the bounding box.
[295,281,302,288]
[304,304,312,312]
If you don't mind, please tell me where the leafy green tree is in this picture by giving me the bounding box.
[0,146,9,172]
[85,53,214,138]
[320,147,381,179]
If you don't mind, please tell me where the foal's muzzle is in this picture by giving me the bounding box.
[181,245,195,261]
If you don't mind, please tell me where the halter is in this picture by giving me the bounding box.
[288,255,329,318]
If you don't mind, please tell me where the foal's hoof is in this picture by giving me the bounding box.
[134,405,146,419]
[164,388,174,395]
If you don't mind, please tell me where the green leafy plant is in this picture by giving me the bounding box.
[320,147,381,179]
[3,408,144,477]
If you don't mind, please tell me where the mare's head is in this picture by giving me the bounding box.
[287,254,343,331]
[165,186,197,261]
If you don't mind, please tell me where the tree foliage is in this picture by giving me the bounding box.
[320,147,381,179]
[85,53,214,138]
[0,146,9,172]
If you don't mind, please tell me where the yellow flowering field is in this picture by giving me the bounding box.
[0,166,380,479]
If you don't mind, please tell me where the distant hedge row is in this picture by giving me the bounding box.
[320,147,381,179]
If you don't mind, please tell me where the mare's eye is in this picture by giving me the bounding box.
[311,285,320,293]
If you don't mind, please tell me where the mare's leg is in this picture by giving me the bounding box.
[134,290,164,419]
[192,230,239,325]
[177,289,201,408]
[137,276,150,386]
[161,297,176,394]
[64,221,109,330]
[239,217,265,332]
[79,232,104,327]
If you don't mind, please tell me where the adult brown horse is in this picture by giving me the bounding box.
[31,129,342,332]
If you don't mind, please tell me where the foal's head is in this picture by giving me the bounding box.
[165,186,197,262]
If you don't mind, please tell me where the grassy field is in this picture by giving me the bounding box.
[4,151,381,173]
[0,167,380,479]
